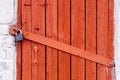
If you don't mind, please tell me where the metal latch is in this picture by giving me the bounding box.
[9,26,23,42]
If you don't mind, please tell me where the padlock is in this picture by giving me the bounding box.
[15,30,23,42]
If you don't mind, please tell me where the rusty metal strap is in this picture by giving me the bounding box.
[21,31,113,67]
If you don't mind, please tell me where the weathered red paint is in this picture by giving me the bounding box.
[15,0,114,80]
[10,27,113,67]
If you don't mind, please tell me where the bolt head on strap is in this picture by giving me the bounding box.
[9,26,21,35]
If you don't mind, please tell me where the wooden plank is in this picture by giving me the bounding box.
[21,30,112,67]
[97,0,109,80]
[16,0,22,80]
[86,0,96,80]
[31,0,45,80]
[71,0,85,79]
[108,0,114,60]
[22,0,32,80]
[31,43,38,80]
[108,0,114,80]
[46,0,57,80]
[58,0,70,80]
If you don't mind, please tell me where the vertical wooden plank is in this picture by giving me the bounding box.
[16,0,22,80]
[86,0,96,80]
[31,43,38,80]
[71,0,85,80]
[97,0,109,80]
[58,0,70,80]
[46,0,57,80]
[108,0,114,59]
[108,0,114,80]
[31,0,45,80]
[22,0,32,80]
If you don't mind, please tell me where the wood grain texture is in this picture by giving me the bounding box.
[71,0,85,80]
[58,0,70,80]
[21,30,112,67]
[97,0,109,80]
[16,0,22,80]
[31,0,45,80]
[108,0,114,59]
[108,0,114,80]
[86,0,96,80]
[46,0,58,80]
[17,0,114,80]
[22,0,32,80]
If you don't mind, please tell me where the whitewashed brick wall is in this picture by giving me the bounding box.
[0,0,17,80]
[115,0,120,80]
[0,0,119,80]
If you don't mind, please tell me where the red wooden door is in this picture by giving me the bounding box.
[16,0,114,80]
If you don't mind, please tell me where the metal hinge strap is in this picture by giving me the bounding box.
[9,26,114,67]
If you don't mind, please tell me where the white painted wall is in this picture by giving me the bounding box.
[114,0,120,80]
[0,0,118,80]
[0,0,17,80]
